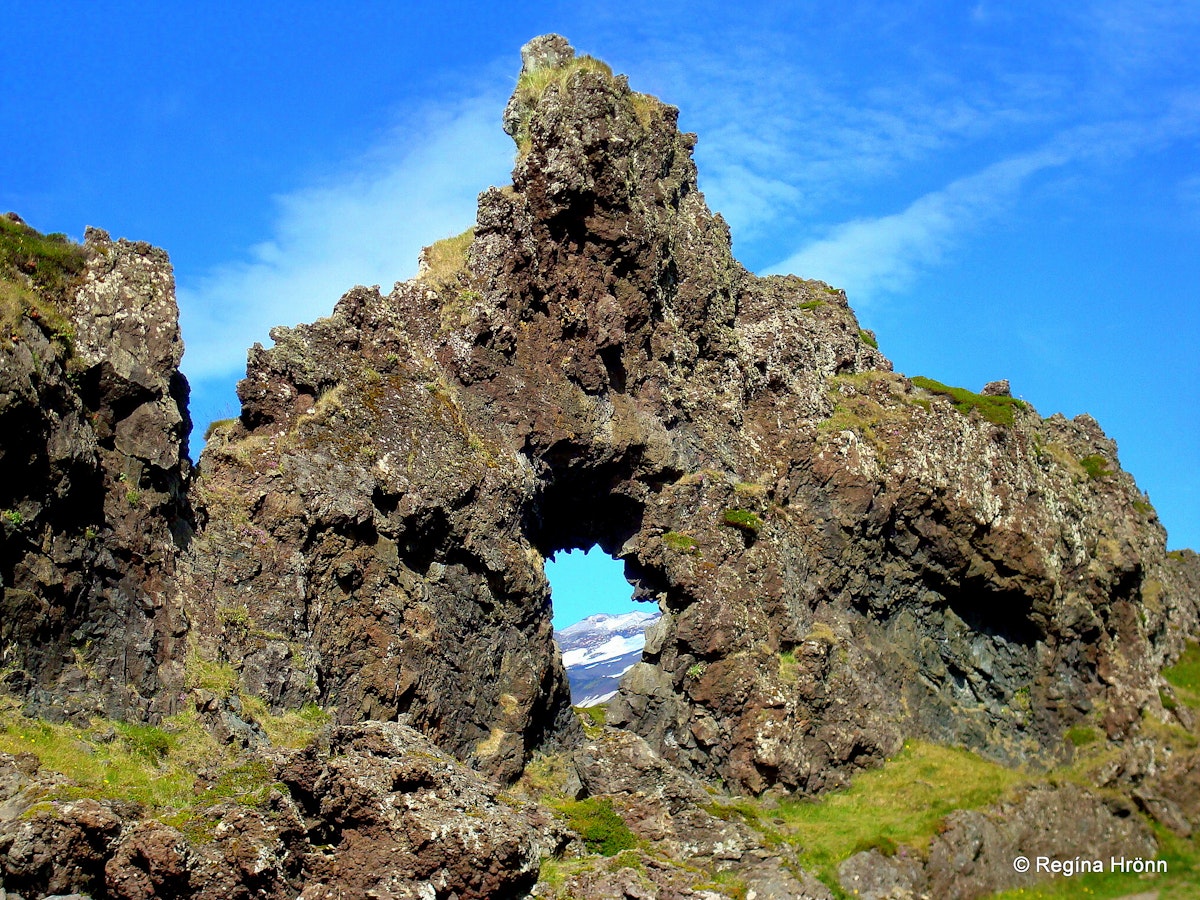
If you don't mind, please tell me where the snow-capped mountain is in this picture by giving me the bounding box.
[554,610,661,707]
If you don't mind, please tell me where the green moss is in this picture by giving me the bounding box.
[910,376,1027,427]
[1079,454,1113,480]
[858,328,878,349]
[202,758,281,809]
[721,509,762,532]
[1065,725,1099,747]
[693,870,749,900]
[799,300,826,311]
[2,509,22,526]
[555,797,637,856]
[116,722,173,760]
[662,531,699,553]
[775,740,1024,890]
[1164,642,1200,709]
[184,651,239,698]
[778,650,798,684]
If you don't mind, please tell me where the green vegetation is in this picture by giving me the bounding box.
[1065,725,1099,747]
[986,824,1199,899]
[819,372,917,461]
[203,417,238,442]
[554,797,637,856]
[1163,642,1200,709]
[1078,453,1113,480]
[778,649,798,683]
[0,217,86,348]
[721,508,762,532]
[799,300,826,311]
[910,376,1027,427]
[418,227,474,291]
[573,705,604,739]
[662,530,700,553]
[858,328,878,349]
[773,741,1025,891]
[687,662,708,678]
[2,508,22,526]
[512,55,615,154]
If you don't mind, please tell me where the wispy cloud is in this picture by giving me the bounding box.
[761,100,1200,303]
[177,92,514,382]
[762,148,1067,300]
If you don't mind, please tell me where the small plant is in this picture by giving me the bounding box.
[217,605,251,629]
[1159,689,1178,712]
[418,228,474,291]
[117,723,172,760]
[858,328,879,349]
[125,489,142,507]
[910,376,1027,427]
[1065,725,1099,747]
[555,797,637,856]
[662,531,699,553]
[203,418,238,442]
[687,661,708,678]
[1079,454,1112,480]
[798,300,825,311]
[2,508,22,526]
[1163,643,1200,708]
[84,526,98,541]
[721,509,762,532]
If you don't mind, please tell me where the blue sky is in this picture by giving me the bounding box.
[5,3,1199,623]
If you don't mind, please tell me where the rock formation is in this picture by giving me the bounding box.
[2,32,1199,900]
[186,33,1197,793]
[0,218,192,725]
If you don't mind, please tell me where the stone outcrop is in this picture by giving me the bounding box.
[0,220,192,724]
[183,34,1196,795]
[838,783,1155,899]
[0,723,566,899]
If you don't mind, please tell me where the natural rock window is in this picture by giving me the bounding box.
[546,546,660,707]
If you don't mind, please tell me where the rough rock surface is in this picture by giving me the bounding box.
[0,224,192,724]
[182,34,1196,794]
[558,727,833,899]
[0,723,566,899]
[838,783,1156,900]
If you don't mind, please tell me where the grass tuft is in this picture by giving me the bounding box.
[910,376,1027,427]
[418,227,474,292]
[775,740,1025,889]
[1078,454,1113,480]
[721,509,762,532]
[554,797,637,856]
[1163,642,1200,709]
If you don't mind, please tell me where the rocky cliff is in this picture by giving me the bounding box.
[0,217,192,725]
[2,33,1200,900]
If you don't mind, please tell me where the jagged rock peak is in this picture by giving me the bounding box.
[519,33,575,74]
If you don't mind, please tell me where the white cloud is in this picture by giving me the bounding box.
[762,148,1067,301]
[177,92,514,382]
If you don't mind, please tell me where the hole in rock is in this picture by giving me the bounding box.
[547,545,660,708]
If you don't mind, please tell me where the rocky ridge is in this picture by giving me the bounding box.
[1,32,1199,900]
